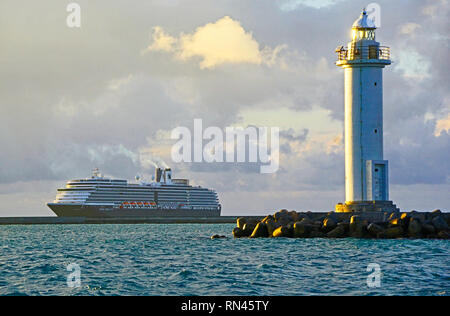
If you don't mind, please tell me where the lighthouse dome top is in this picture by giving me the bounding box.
[352,9,376,29]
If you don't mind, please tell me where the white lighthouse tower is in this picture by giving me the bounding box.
[335,9,399,213]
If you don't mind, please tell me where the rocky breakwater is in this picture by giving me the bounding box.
[232,209,450,239]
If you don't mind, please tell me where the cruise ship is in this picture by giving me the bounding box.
[47,168,221,217]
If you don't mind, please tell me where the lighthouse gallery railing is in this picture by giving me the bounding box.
[336,46,390,61]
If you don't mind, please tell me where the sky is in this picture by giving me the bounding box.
[0,0,449,216]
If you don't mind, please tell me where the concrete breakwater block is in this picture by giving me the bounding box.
[232,209,450,239]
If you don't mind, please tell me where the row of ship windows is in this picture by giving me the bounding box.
[57,193,217,198]
[57,196,217,201]
[57,194,217,199]
[57,199,218,203]
[57,198,218,203]
[57,197,218,202]
[61,189,215,194]
[57,196,218,201]
[57,195,217,200]
[66,184,194,189]
[65,183,207,188]
[62,192,215,196]
[68,181,127,184]
[56,201,219,206]
[57,200,218,204]
[58,191,216,195]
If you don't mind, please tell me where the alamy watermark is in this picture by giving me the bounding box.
[366,263,381,288]
[171,119,279,174]
[66,3,81,28]
[66,263,81,288]
[367,3,381,27]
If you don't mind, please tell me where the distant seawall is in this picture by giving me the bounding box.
[0,216,265,225]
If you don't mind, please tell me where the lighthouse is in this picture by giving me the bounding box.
[335,10,399,213]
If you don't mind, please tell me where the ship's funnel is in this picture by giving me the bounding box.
[155,167,163,182]
[163,168,172,184]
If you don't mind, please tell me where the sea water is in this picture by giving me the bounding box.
[0,224,448,296]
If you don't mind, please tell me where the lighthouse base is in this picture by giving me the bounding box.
[335,200,400,213]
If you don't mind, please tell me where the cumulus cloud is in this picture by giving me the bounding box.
[434,114,450,137]
[398,22,421,36]
[147,26,177,52]
[394,50,431,81]
[325,135,343,154]
[421,0,448,17]
[146,16,284,69]
[278,0,345,11]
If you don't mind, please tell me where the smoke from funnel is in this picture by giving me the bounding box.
[139,151,169,170]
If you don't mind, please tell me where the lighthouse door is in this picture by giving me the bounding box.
[373,164,386,200]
